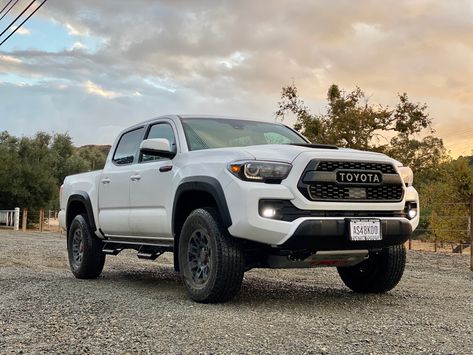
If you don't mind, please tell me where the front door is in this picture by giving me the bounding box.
[129,121,177,238]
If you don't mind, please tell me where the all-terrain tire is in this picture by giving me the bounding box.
[179,207,245,303]
[337,245,406,293]
[67,214,105,279]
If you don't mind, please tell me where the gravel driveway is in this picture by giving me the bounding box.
[1,230,472,354]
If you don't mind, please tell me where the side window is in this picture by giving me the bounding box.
[142,123,176,162]
[113,127,145,165]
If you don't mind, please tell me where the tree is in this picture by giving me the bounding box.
[275,83,448,173]
[276,84,321,142]
[77,145,110,171]
[0,132,19,208]
[0,131,108,210]
[0,132,57,210]
[383,134,448,178]
[419,157,473,243]
[50,133,87,186]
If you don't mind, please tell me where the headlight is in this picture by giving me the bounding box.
[228,161,292,183]
[398,166,414,186]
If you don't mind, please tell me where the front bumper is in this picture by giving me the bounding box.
[225,177,419,247]
[281,217,412,250]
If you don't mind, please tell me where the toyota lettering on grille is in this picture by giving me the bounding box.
[336,170,383,185]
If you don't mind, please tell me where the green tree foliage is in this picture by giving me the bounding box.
[384,134,447,185]
[419,157,473,242]
[0,132,57,210]
[0,131,109,210]
[77,145,110,171]
[50,133,87,186]
[275,83,448,173]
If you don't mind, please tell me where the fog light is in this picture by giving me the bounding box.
[405,201,418,220]
[262,207,276,218]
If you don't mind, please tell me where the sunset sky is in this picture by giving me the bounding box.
[0,0,472,156]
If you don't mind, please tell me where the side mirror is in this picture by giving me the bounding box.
[140,138,176,159]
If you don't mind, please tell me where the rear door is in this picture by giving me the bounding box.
[98,127,145,236]
[129,120,177,238]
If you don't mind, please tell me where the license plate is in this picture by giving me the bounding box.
[349,219,382,241]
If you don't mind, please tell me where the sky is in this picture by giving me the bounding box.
[0,0,472,156]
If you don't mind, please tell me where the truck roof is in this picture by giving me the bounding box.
[116,114,300,146]
[135,114,283,126]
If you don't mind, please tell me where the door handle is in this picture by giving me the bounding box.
[130,175,141,181]
[159,165,173,173]
[101,178,111,184]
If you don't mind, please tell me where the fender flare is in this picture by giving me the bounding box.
[66,191,97,232]
[172,176,232,233]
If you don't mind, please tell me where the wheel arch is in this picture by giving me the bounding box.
[172,176,232,271]
[66,191,97,233]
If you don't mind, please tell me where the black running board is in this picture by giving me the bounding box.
[137,246,164,260]
[102,238,173,260]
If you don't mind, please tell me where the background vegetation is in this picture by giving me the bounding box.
[0,131,109,210]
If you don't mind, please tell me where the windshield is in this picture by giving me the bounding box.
[181,117,308,151]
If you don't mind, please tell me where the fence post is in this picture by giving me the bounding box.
[22,209,27,232]
[470,196,473,272]
[39,209,44,232]
[14,207,20,231]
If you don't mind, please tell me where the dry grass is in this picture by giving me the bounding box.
[407,239,471,254]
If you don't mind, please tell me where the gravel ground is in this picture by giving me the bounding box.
[1,230,473,354]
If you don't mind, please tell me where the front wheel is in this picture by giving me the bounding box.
[67,214,105,279]
[337,245,406,293]
[179,208,245,303]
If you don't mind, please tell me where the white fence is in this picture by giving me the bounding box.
[0,208,20,230]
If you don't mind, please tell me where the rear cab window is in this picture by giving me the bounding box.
[113,127,145,165]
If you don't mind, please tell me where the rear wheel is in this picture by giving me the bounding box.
[179,208,245,303]
[67,214,105,279]
[337,245,406,293]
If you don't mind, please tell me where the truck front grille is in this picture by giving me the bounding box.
[298,160,404,202]
[308,183,403,201]
[316,161,396,174]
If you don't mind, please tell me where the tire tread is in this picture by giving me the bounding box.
[337,245,406,293]
[67,214,105,279]
[179,207,245,303]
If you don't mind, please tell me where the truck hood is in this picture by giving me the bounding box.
[240,144,400,165]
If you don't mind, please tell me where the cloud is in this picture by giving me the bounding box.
[0,55,22,64]
[39,0,473,104]
[84,80,121,99]
[0,0,472,156]
[71,41,87,51]
[65,23,87,36]
[10,26,30,35]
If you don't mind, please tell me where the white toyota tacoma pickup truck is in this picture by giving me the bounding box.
[59,115,419,303]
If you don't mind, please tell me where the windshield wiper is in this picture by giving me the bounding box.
[289,143,339,150]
